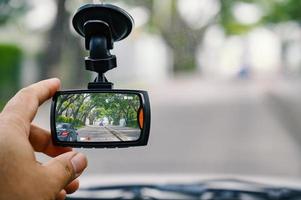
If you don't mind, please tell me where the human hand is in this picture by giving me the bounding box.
[0,78,88,200]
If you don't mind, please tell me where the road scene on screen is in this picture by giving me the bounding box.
[55,93,141,142]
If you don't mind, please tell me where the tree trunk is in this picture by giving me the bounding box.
[39,0,68,78]
[152,0,207,73]
[39,0,87,86]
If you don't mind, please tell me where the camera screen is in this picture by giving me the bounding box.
[54,93,142,143]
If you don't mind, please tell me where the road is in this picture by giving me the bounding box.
[77,125,141,142]
[34,79,301,179]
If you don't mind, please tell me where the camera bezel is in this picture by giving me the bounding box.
[51,89,151,148]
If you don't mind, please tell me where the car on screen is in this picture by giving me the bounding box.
[56,123,78,142]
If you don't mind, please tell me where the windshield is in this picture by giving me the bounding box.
[1,0,301,191]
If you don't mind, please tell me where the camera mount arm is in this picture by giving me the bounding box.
[72,4,134,89]
[84,20,116,89]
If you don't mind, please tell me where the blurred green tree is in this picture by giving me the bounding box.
[262,0,301,23]
[126,0,216,73]
[0,44,22,109]
[0,0,27,109]
[237,0,301,73]
[125,0,262,73]
[114,0,301,75]
[219,0,262,35]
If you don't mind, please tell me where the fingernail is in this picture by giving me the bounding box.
[71,153,87,177]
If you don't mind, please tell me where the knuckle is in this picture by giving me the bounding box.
[56,158,75,179]
[64,163,74,178]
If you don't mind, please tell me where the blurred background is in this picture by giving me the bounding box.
[1,0,301,181]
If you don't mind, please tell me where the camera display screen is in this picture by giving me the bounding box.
[54,93,143,143]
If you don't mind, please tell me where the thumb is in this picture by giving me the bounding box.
[43,151,87,193]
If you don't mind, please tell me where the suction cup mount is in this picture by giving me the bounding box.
[72,4,134,89]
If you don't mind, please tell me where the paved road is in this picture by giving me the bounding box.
[105,126,141,141]
[34,79,301,179]
[77,126,120,142]
[77,125,141,142]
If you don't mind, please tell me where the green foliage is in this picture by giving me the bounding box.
[57,115,84,128]
[263,0,301,23]
[0,44,22,110]
[56,93,140,129]
[224,22,258,35]
[219,0,261,35]
[57,115,72,123]
[220,0,301,29]
[0,102,5,111]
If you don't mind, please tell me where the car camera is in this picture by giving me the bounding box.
[50,4,151,148]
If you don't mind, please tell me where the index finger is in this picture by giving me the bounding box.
[1,78,60,125]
